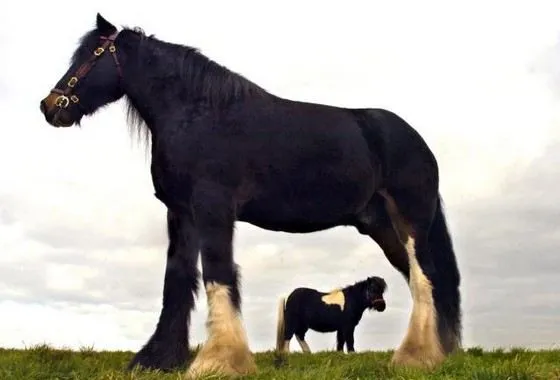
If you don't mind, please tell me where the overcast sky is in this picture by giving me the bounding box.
[1,0,559,354]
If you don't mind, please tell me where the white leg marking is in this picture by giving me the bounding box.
[296,337,311,353]
[186,282,256,378]
[283,340,290,353]
[392,237,445,368]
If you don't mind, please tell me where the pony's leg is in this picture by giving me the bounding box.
[129,209,199,371]
[295,331,311,353]
[336,330,344,352]
[186,181,256,378]
[379,189,460,369]
[344,326,356,353]
[282,310,297,353]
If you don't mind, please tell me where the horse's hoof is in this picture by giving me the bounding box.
[390,345,445,370]
[128,346,189,372]
[185,342,256,378]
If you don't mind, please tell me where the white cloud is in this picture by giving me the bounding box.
[1,0,560,355]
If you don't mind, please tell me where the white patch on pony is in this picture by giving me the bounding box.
[282,340,290,353]
[296,337,311,353]
[186,282,256,378]
[321,289,345,311]
[392,236,445,369]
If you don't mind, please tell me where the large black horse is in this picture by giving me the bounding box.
[276,276,388,354]
[39,14,461,378]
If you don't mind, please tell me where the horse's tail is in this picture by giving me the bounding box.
[428,195,462,353]
[275,297,286,352]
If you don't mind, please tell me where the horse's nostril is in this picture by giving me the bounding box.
[40,100,47,114]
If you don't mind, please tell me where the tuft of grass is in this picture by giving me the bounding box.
[0,345,559,379]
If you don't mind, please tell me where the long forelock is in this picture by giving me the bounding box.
[70,28,101,66]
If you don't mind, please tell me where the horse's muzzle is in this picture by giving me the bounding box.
[39,98,74,128]
[372,298,386,312]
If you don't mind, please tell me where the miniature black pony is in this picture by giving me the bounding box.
[276,276,387,353]
[39,14,461,378]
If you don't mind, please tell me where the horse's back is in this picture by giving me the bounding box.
[286,287,321,304]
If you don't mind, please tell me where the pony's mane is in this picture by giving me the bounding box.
[344,277,388,293]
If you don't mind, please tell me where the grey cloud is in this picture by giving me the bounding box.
[454,142,560,277]
[0,256,164,312]
[0,190,168,251]
[448,141,560,348]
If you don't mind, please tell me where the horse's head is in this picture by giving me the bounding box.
[39,13,124,127]
[364,276,387,312]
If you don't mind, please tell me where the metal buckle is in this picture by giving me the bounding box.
[67,77,78,87]
[70,95,79,103]
[109,45,116,53]
[94,47,105,56]
[55,95,70,108]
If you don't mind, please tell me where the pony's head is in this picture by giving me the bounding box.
[362,276,387,312]
[39,13,124,127]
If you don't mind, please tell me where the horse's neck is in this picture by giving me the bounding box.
[119,41,191,126]
[120,35,265,128]
[347,285,368,311]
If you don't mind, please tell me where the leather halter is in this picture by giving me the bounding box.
[50,31,122,111]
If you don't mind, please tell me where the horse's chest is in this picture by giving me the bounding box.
[149,150,194,209]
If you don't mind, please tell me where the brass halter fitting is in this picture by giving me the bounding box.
[54,95,70,108]
[50,31,121,111]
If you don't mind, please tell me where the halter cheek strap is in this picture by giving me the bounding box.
[51,31,122,111]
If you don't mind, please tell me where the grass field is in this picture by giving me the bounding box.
[1,345,558,379]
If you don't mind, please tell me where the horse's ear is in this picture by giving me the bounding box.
[96,13,117,35]
[376,277,387,290]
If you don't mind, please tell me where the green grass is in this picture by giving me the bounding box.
[1,345,559,379]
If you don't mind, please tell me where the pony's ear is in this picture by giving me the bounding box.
[96,13,117,36]
[376,277,387,290]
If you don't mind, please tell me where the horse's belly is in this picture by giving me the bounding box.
[307,311,341,332]
[237,171,375,232]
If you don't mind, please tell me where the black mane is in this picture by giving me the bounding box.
[72,26,268,148]
[344,277,388,293]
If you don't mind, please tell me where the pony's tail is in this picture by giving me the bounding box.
[275,297,286,352]
[428,195,462,354]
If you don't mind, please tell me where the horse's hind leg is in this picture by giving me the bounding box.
[186,181,256,378]
[129,209,199,371]
[295,330,311,353]
[383,188,460,368]
[357,189,461,369]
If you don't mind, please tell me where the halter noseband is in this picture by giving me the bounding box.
[51,31,122,111]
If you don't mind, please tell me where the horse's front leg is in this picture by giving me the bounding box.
[129,209,200,371]
[336,330,345,352]
[186,181,256,378]
[344,326,356,353]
